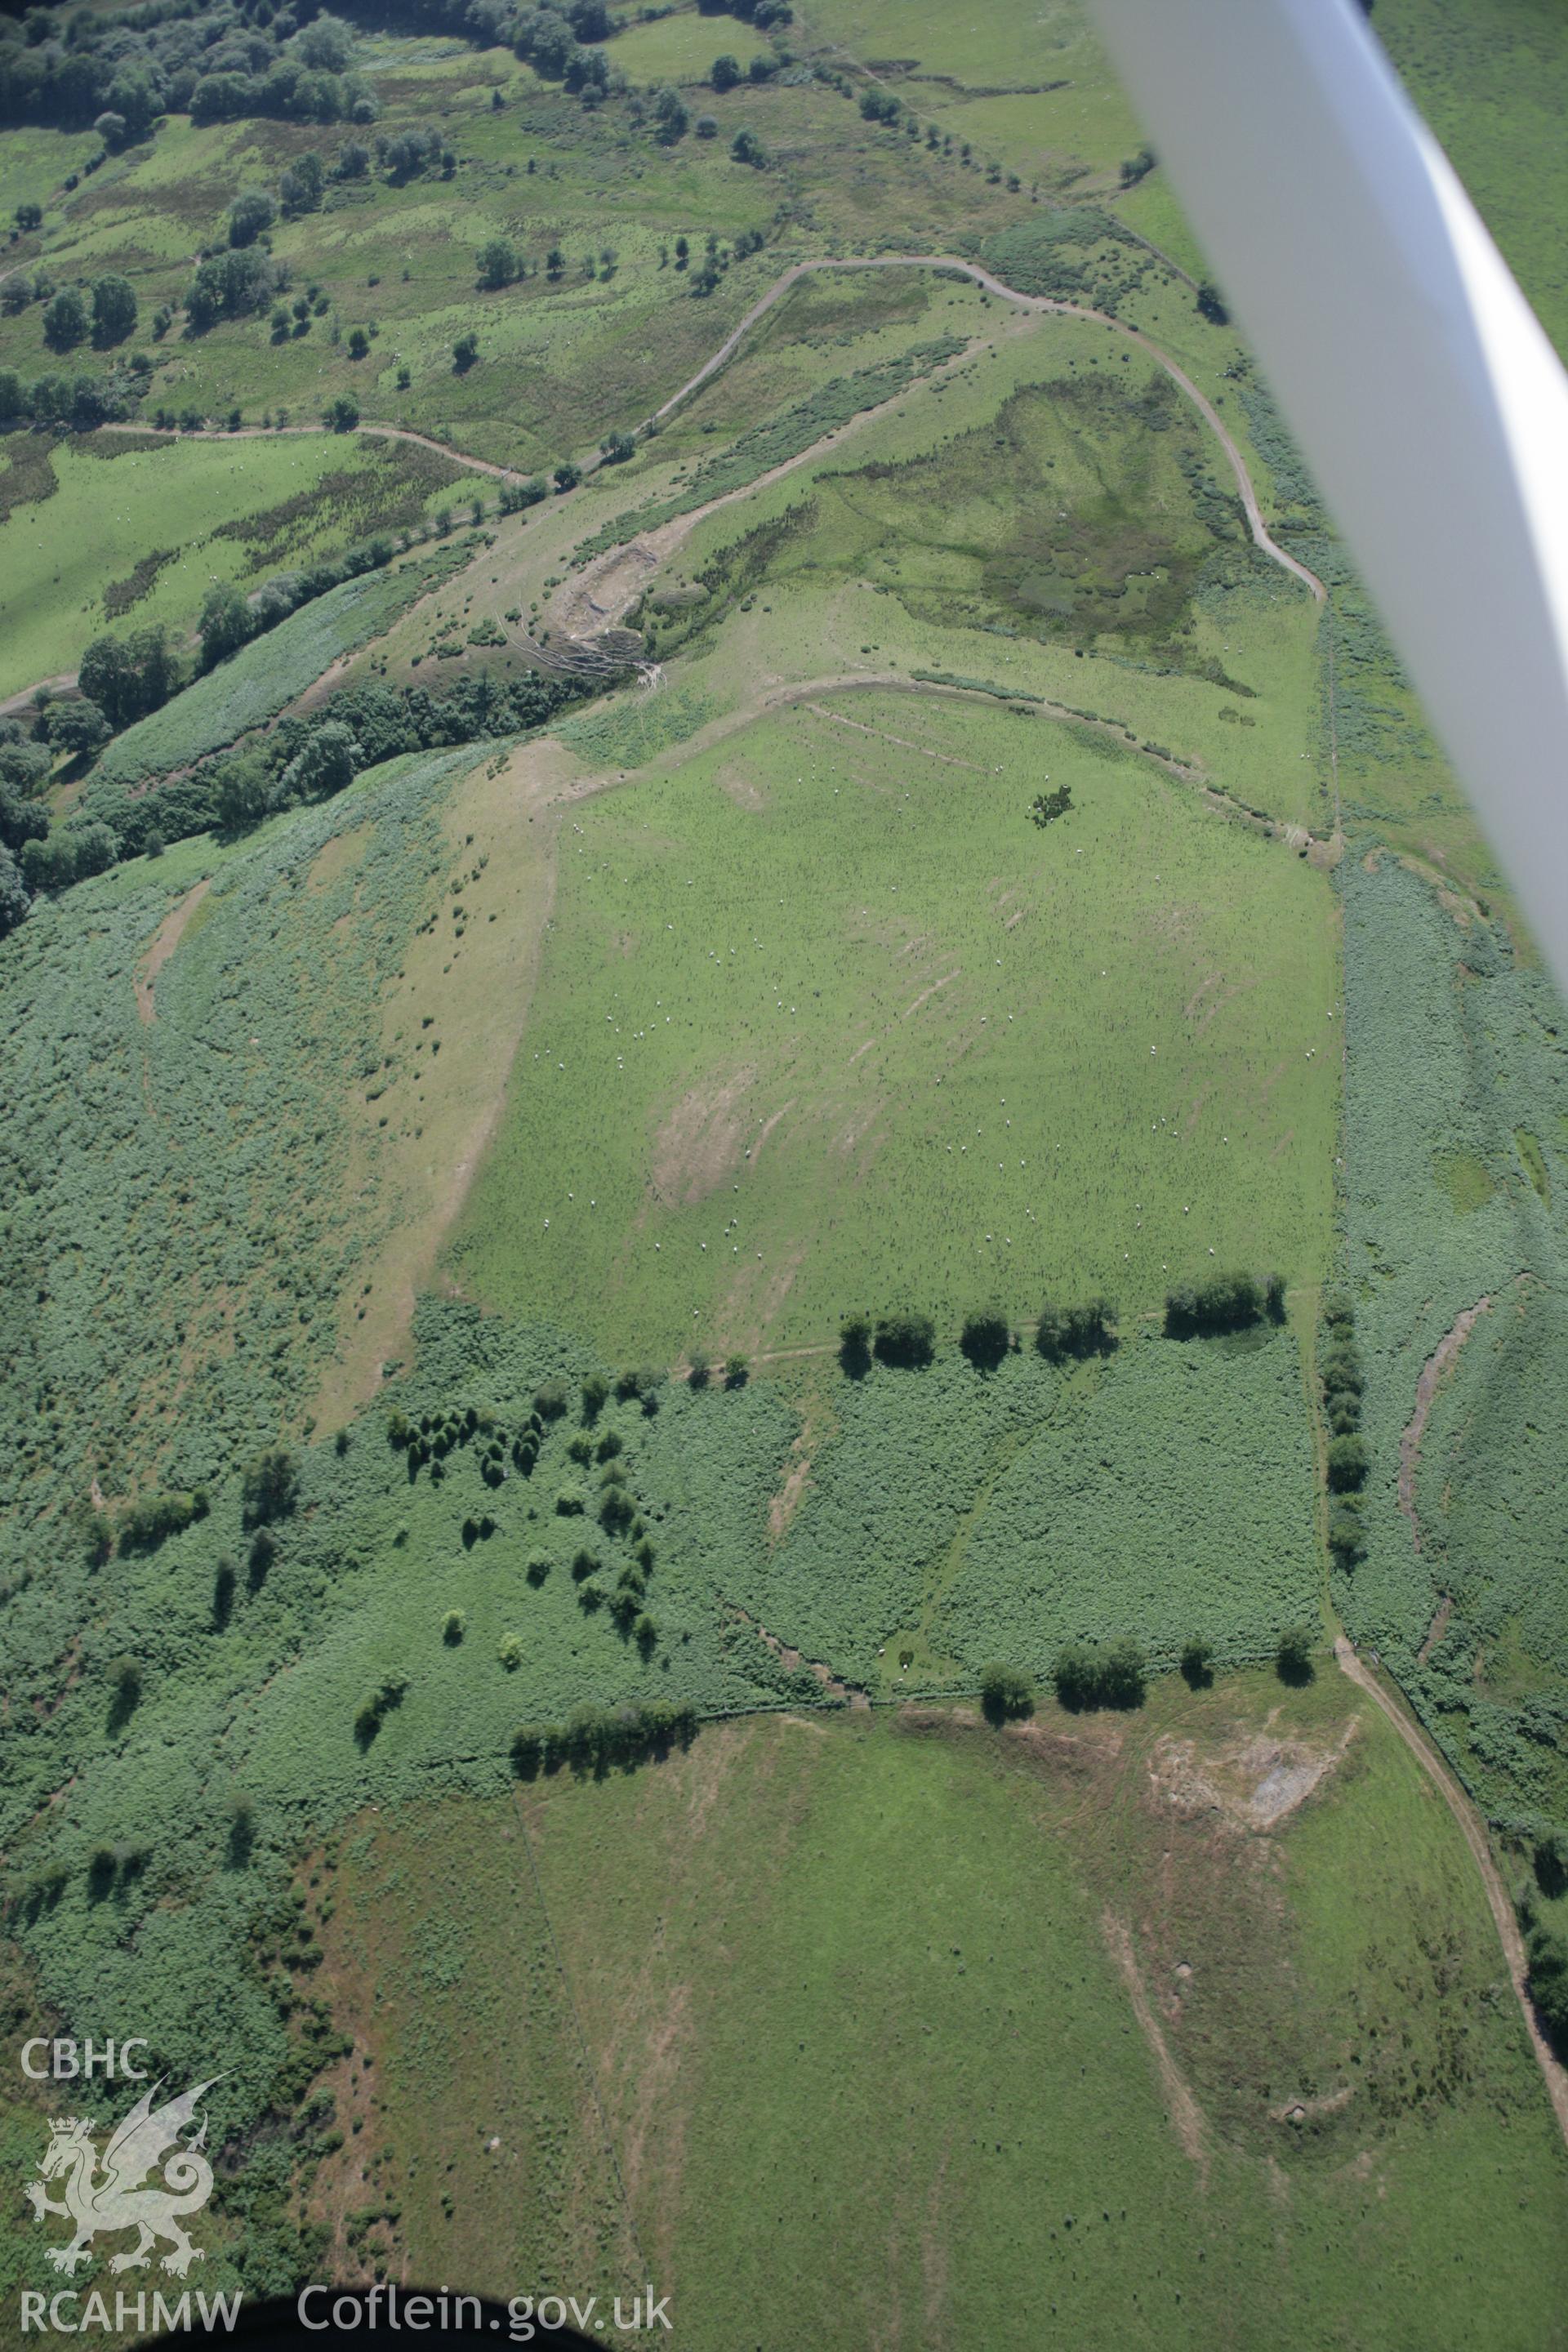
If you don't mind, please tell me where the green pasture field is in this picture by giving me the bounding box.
[607,11,776,83]
[451,688,1337,1361]
[0,126,99,225]
[537,291,1328,831]
[1336,854,1568,1831]
[0,1280,1335,2127]
[7,1263,1568,2323]
[0,430,461,698]
[1110,173,1211,286]
[305,1693,1568,2350]
[611,266,994,466]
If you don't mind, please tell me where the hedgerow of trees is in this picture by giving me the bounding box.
[1320,1288,1370,1563]
[1054,1640,1147,1712]
[1164,1270,1287,1339]
[510,1698,697,1780]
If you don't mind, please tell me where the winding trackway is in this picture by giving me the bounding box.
[91,250,1321,595]
[1334,1636,1568,2151]
[12,251,1316,710]
[97,414,524,478]
[645,252,1325,600]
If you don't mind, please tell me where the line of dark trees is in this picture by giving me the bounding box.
[837,1298,1118,1378]
[1164,1269,1286,1338]
[981,1622,1317,1725]
[510,1698,697,1780]
[5,651,590,909]
[1523,1841,1568,2059]
[1320,1287,1369,1558]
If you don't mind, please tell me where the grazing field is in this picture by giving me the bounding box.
[1336,855,1568,1830]
[0,431,462,698]
[452,689,1338,1360]
[304,1695,1568,2350]
[0,1270,1338,2206]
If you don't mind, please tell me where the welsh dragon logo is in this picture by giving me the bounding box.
[25,2078,221,2278]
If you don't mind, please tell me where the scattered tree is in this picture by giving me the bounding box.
[1276,1624,1315,1686]
[0,844,29,941]
[280,153,326,215]
[107,1654,142,1729]
[1179,1636,1214,1690]
[45,698,110,760]
[241,1446,300,1529]
[225,1793,256,1866]
[1036,1297,1116,1361]
[873,1310,935,1369]
[839,1312,872,1377]
[1327,1499,1365,1566]
[1535,1833,1568,1900]
[1527,1922,1568,2056]
[198,581,252,669]
[1054,1641,1147,1712]
[354,1673,408,1745]
[277,720,362,806]
[1325,1433,1369,1492]
[979,1664,1034,1724]
[228,188,275,247]
[90,274,137,347]
[42,286,87,351]
[477,238,519,291]
[1164,1272,1265,1339]
[960,1305,1011,1372]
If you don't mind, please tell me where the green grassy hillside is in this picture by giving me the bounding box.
[4,0,1568,2335]
[305,1695,1568,2351]
[452,688,1336,1357]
